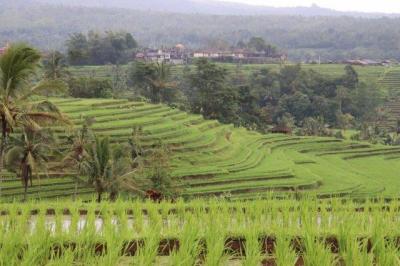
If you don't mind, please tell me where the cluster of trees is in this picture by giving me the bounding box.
[128,59,382,134]
[67,31,138,65]
[237,37,279,56]
[63,123,174,202]
[0,44,174,202]
[350,121,400,145]
[0,44,70,200]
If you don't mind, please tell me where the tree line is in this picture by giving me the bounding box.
[128,59,383,136]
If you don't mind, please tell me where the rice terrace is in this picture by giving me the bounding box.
[3,97,398,201]
[2,0,400,265]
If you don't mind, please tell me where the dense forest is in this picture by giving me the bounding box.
[2,1,400,60]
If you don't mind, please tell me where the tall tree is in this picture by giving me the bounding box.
[189,58,238,123]
[147,62,176,103]
[63,121,93,200]
[128,126,144,168]
[342,65,359,90]
[6,128,54,201]
[129,61,176,103]
[81,136,131,202]
[43,51,69,80]
[146,141,175,198]
[66,33,89,65]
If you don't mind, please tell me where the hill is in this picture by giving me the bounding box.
[31,0,400,17]
[1,97,400,201]
[2,1,400,60]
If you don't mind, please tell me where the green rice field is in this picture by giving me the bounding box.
[1,197,400,265]
[68,63,393,86]
[2,97,399,201]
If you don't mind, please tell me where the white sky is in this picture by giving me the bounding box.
[216,0,400,13]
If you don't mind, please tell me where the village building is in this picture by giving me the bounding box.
[343,59,390,66]
[191,49,286,64]
[135,44,286,65]
[0,43,9,55]
[135,44,188,65]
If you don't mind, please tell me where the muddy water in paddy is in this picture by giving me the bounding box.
[20,213,340,234]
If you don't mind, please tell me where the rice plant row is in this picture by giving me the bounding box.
[1,196,400,265]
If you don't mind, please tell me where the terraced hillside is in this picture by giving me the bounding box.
[378,67,400,92]
[377,68,400,131]
[1,97,400,201]
[0,171,95,201]
[378,99,400,132]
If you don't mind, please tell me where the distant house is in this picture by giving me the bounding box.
[344,59,385,66]
[0,46,8,56]
[192,49,285,64]
[135,44,187,65]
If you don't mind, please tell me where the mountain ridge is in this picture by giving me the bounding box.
[29,0,400,17]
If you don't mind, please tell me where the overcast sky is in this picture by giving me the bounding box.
[215,0,400,13]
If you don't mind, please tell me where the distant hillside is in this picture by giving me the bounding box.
[32,0,400,17]
[2,0,400,60]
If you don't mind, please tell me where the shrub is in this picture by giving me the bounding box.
[68,77,112,98]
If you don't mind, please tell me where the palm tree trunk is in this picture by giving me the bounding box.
[24,184,27,202]
[75,165,81,201]
[22,166,29,202]
[30,169,33,187]
[97,192,102,203]
[109,191,117,202]
[0,115,7,175]
[74,181,78,201]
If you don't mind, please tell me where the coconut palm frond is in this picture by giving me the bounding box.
[23,111,72,126]
[17,79,68,100]
[26,153,36,170]
[19,118,42,132]
[31,100,62,114]
[0,103,16,127]
[0,44,41,95]
[5,146,24,169]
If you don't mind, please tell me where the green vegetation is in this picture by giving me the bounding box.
[68,63,390,86]
[0,96,395,201]
[0,197,400,265]
[67,31,138,65]
[1,43,399,201]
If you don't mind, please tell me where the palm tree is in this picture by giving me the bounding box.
[5,128,53,201]
[43,51,70,80]
[146,62,176,103]
[81,136,135,202]
[0,43,69,172]
[128,126,144,168]
[62,122,92,200]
